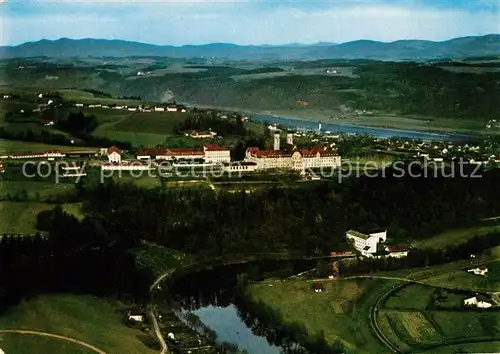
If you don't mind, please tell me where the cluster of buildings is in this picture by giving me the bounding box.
[74,102,186,113]
[244,132,341,171]
[1,150,98,160]
[345,229,410,258]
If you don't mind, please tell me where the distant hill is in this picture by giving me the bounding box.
[1,35,499,61]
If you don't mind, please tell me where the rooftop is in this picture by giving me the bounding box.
[346,230,370,240]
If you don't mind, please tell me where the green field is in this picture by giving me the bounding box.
[0,180,77,201]
[0,294,156,354]
[0,140,99,155]
[0,332,96,354]
[414,224,500,250]
[420,260,500,292]
[0,201,83,234]
[248,277,395,352]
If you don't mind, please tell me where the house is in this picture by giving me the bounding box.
[385,244,410,258]
[180,109,187,113]
[313,282,323,293]
[128,107,137,112]
[204,144,231,163]
[75,103,84,107]
[0,162,4,173]
[296,100,309,106]
[154,107,165,112]
[136,148,157,160]
[464,294,492,309]
[467,264,488,276]
[41,120,55,127]
[166,106,177,112]
[346,229,387,257]
[186,130,217,139]
[126,309,145,322]
[2,95,10,99]
[107,146,121,163]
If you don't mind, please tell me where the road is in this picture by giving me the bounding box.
[347,257,500,353]
[0,329,107,353]
[149,270,176,354]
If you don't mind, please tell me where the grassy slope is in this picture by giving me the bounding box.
[0,333,95,354]
[0,140,99,155]
[248,278,393,353]
[414,224,500,250]
[0,294,156,354]
[0,201,83,234]
[0,180,76,200]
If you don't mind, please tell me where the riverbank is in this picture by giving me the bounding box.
[186,103,488,139]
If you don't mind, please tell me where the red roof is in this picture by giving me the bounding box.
[296,100,309,105]
[165,148,204,157]
[386,244,410,253]
[313,281,323,289]
[204,144,229,152]
[298,147,339,157]
[246,147,292,158]
[480,264,487,270]
[107,146,121,155]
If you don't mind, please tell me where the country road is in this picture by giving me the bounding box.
[349,257,500,353]
[0,330,107,354]
[149,270,176,354]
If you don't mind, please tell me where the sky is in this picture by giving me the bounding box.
[1,0,499,46]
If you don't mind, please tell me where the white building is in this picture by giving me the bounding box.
[346,230,387,257]
[222,162,258,173]
[101,162,151,171]
[186,131,217,139]
[464,295,492,309]
[245,147,341,171]
[107,146,121,163]
[166,106,177,112]
[468,265,488,276]
[204,144,231,163]
[75,103,83,107]
[273,133,281,151]
[385,245,410,258]
[154,107,165,112]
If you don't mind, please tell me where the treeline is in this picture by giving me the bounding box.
[174,112,247,136]
[78,165,500,258]
[0,206,153,314]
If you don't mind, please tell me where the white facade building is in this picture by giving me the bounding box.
[346,230,387,257]
[464,295,492,309]
[204,144,231,163]
[107,146,121,163]
[245,147,341,171]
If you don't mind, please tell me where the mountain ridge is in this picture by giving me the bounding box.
[1,34,499,61]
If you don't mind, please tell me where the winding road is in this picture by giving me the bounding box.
[0,330,107,353]
[346,257,500,353]
[149,270,176,354]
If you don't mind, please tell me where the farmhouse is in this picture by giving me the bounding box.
[346,229,387,257]
[464,294,492,309]
[204,144,231,163]
[313,282,323,293]
[186,130,217,139]
[467,264,488,276]
[107,146,121,163]
[385,244,410,258]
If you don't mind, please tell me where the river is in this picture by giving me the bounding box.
[165,259,319,354]
[252,114,475,142]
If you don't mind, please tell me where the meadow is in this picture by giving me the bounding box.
[248,277,397,353]
[0,294,156,354]
[414,223,500,250]
[0,201,82,234]
[0,140,99,154]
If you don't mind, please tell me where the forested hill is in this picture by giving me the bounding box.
[2,34,500,60]
[78,165,500,258]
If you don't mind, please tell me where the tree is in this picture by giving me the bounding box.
[315,259,330,278]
